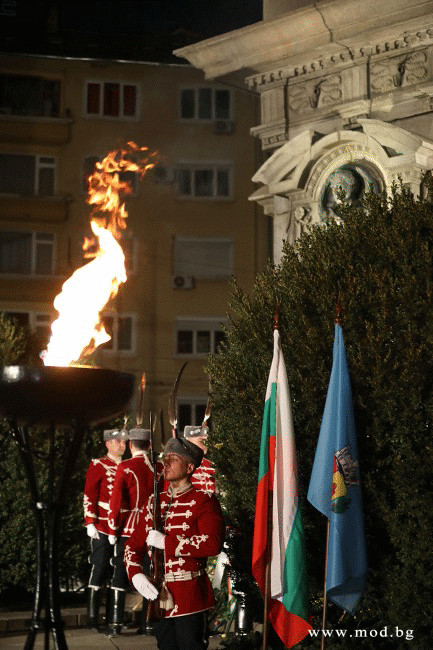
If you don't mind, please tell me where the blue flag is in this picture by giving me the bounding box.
[307,323,367,614]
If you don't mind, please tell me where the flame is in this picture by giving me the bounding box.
[42,142,156,367]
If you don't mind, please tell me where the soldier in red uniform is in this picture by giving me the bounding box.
[183,425,216,494]
[107,426,161,635]
[124,437,225,650]
[83,428,127,629]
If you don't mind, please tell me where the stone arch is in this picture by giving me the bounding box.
[300,131,389,223]
[249,120,433,260]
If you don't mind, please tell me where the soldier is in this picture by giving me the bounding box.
[107,426,162,635]
[183,425,216,494]
[83,428,127,630]
[124,436,225,650]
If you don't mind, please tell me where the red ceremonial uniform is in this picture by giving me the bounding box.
[191,457,216,494]
[125,483,225,617]
[84,455,119,535]
[108,451,161,538]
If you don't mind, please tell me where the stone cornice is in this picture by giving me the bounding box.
[174,0,433,82]
[247,28,433,88]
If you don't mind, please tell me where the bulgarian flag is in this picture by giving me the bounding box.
[252,329,312,647]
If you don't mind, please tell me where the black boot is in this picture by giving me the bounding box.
[106,589,126,636]
[86,587,101,629]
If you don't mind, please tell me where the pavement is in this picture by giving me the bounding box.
[0,607,227,650]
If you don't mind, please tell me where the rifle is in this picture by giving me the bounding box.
[145,411,166,623]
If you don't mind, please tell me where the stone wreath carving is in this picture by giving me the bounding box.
[289,74,342,113]
[370,50,428,94]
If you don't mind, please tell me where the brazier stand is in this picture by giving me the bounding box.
[0,366,135,650]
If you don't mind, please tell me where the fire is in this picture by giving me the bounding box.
[42,142,156,367]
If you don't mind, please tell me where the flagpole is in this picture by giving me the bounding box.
[262,494,273,650]
[320,297,341,650]
[261,305,280,650]
[321,519,330,650]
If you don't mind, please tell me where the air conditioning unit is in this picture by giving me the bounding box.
[172,275,195,290]
[154,165,176,183]
[214,120,235,135]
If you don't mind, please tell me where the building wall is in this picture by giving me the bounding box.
[0,53,268,443]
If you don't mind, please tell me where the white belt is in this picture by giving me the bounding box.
[165,569,205,583]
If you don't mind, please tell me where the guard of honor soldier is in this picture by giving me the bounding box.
[125,436,225,650]
[183,425,216,494]
[107,425,163,634]
[83,428,127,630]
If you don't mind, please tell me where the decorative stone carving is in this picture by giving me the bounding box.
[249,122,433,261]
[294,205,312,225]
[370,50,429,95]
[292,205,313,238]
[289,74,342,113]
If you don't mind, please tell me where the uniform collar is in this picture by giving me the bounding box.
[167,481,193,498]
[132,450,146,458]
[106,453,121,464]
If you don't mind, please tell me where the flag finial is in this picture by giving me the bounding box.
[274,303,280,331]
[335,294,342,325]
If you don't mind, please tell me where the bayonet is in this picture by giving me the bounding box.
[136,372,146,427]
[168,362,187,437]
[202,379,212,427]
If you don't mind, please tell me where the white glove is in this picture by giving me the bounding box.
[146,529,166,549]
[86,524,99,539]
[108,535,116,545]
[132,573,159,601]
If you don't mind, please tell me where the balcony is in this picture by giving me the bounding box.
[0,195,71,223]
[0,113,72,146]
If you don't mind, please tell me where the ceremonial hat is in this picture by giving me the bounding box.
[163,437,203,468]
[128,427,151,441]
[183,425,209,439]
[103,428,128,441]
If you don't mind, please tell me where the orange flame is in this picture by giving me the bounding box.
[42,142,156,367]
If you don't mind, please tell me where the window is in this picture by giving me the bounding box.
[0,74,60,117]
[177,398,211,433]
[0,231,55,275]
[180,87,231,121]
[0,154,55,196]
[175,317,227,357]
[100,312,136,353]
[178,164,232,199]
[174,237,234,280]
[83,155,139,196]
[85,81,138,119]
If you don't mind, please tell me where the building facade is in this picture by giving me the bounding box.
[175,0,433,262]
[0,53,269,439]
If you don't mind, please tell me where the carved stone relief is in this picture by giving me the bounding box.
[288,74,342,113]
[319,164,380,221]
[370,49,429,95]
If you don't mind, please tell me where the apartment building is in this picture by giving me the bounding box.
[0,53,269,438]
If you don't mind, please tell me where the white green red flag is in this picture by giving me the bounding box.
[252,329,312,647]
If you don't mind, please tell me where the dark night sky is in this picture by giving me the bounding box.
[59,1,263,39]
[0,1,263,61]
